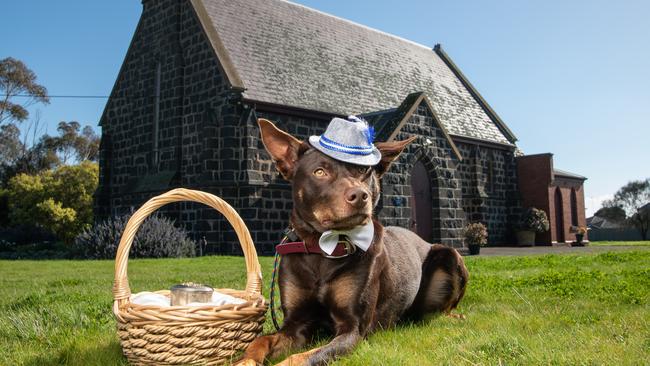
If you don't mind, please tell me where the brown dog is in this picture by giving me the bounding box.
[238,119,468,366]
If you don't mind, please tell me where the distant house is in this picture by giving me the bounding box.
[587,203,650,241]
[587,216,624,230]
[95,0,587,253]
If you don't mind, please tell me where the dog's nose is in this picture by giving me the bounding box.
[345,187,369,207]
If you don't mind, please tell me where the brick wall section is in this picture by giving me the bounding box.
[516,154,554,243]
[517,154,587,244]
[549,179,587,243]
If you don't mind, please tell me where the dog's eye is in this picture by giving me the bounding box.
[313,168,326,177]
[357,167,369,174]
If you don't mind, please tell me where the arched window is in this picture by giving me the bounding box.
[570,188,579,226]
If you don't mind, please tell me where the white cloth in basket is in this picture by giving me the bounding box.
[131,291,246,307]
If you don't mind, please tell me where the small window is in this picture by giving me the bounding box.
[152,61,161,168]
[487,159,494,193]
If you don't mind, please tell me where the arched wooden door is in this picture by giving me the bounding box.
[411,161,433,242]
[554,188,565,243]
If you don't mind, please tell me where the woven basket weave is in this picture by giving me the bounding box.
[112,188,267,365]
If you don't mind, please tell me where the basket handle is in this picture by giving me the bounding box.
[112,188,262,306]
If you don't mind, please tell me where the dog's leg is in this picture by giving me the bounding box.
[275,279,379,366]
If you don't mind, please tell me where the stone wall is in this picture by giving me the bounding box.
[455,142,520,244]
[96,1,522,254]
[95,0,253,252]
[238,109,331,253]
[377,101,466,248]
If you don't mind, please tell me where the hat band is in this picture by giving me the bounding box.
[319,135,373,156]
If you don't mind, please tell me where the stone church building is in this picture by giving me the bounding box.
[95,0,587,254]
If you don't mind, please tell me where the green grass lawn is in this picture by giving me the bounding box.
[1,249,648,365]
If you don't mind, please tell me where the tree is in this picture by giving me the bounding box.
[593,205,626,223]
[53,121,81,164]
[0,123,22,165]
[48,121,100,164]
[1,120,100,186]
[0,57,49,125]
[602,179,650,240]
[6,161,98,243]
[75,125,100,161]
[1,131,60,186]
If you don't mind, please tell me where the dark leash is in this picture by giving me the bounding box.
[269,247,284,331]
[269,228,296,331]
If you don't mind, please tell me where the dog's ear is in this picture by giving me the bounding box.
[374,136,417,177]
[258,118,303,180]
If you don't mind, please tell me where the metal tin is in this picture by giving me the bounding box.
[170,283,214,306]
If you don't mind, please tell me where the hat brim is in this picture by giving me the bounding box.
[308,136,382,166]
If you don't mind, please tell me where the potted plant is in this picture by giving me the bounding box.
[571,226,588,246]
[515,207,550,246]
[463,222,488,255]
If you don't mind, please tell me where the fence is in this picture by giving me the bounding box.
[588,228,649,241]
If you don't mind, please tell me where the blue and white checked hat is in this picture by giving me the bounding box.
[308,116,381,166]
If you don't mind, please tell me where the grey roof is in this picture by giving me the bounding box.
[197,0,514,145]
[587,216,624,229]
[554,169,587,180]
[640,203,650,213]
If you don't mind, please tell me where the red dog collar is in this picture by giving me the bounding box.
[276,240,357,258]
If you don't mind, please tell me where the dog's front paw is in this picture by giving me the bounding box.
[234,358,262,366]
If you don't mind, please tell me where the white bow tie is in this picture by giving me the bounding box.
[318,220,374,255]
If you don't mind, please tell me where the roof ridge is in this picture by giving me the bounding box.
[280,0,433,51]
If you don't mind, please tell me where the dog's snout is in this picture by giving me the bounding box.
[345,187,369,207]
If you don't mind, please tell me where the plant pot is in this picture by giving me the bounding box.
[516,230,536,246]
[468,244,481,255]
[574,234,584,246]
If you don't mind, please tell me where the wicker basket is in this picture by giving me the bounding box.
[112,188,267,365]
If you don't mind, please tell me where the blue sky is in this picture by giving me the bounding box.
[3,0,649,216]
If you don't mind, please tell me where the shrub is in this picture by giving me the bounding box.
[0,241,70,260]
[518,207,550,233]
[6,161,98,243]
[0,224,57,246]
[0,239,16,252]
[73,213,196,259]
[464,222,488,246]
